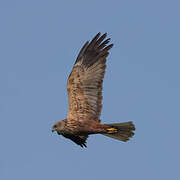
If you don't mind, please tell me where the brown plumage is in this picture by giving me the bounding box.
[52,33,135,147]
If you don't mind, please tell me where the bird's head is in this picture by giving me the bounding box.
[52,120,65,135]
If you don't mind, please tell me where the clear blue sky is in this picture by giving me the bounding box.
[0,0,180,179]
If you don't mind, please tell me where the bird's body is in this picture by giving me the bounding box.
[52,33,135,147]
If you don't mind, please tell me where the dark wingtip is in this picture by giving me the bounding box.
[92,32,101,42]
[100,32,107,40]
[80,143,87,148]
[75,32,113,68]
[104,43,114,51]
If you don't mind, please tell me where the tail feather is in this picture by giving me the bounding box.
[103,121,135,142]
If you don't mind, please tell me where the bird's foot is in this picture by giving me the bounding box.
[107,128,118,134]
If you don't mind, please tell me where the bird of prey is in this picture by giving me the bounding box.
[52,32,135,147]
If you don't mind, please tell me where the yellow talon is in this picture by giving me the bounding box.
[107,128,118,134]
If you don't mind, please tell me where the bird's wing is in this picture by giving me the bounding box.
[63,134,88,148]
[67,33,113,123]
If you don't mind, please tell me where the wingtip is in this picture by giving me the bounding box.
[102,32,107,38]
[93,32,101,40]
[80,143,87,148]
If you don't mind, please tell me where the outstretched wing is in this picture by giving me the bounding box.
[67,33,113,123]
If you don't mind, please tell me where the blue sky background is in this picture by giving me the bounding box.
[0,0,180,179]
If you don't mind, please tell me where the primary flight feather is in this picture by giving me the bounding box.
[52,32,135,147]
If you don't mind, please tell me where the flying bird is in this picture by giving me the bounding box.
[52,32,135,147]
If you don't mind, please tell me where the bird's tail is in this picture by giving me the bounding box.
[103,121,135,142]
